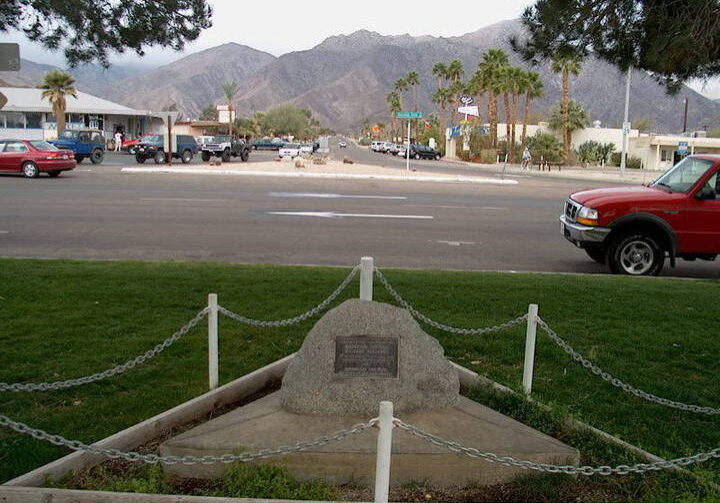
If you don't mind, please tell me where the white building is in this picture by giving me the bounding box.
[0,87,162,141]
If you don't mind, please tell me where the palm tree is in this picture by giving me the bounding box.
[521,71,544,146]
[221,80,240,137]
[507,67,528,161]
[476,49,509,148]
[432,87,454,136]
[550,54,582,159]
[550,100,589,143]
[40,70,77,136]
[387,91,401,140]
[432,62,448,89]
[405,71,420,112]
[394,77,408,110]
[447,59,464,84]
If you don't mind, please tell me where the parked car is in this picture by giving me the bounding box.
[49,129,105,164]
[560,154,720,276]
[200,135,250,162]
[252,138,284,150]
[278,143,302,158]
[338,140,348,148]
[370,141,385,152]
[385,143,400,155]
[195,136,215,147]
[0,139,76,178]
[299,144,313,154]
[134,134,198,164]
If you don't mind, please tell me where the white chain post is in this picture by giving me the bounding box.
[523,304,539,396]
[374,401,394,503]
[360,256,374,301]
[208,293,219,390]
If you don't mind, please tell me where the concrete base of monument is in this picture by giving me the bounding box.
[160,392,579,487]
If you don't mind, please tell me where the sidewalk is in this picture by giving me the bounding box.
[445,158,658,185]
[121,159,519,185]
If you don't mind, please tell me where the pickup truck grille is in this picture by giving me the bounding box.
[564,199,581,222]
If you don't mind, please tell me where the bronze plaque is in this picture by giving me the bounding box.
[334,336,398,378]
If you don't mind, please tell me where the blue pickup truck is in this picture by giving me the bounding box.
[49,129,105,164]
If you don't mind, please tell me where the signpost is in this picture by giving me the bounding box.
[0,43,20,111]
[678,141,689,156]
[158,111,180,165]
[396,112,423,171]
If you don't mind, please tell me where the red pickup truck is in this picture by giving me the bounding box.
[560,155,720,275]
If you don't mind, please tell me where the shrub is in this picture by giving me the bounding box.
[627,156,643,169]
[527,132,564,163]
[576,140,602,164]
[217,463,338,500]
[342,156,354,164]
[610,152,622,166]
[358,137,371,146]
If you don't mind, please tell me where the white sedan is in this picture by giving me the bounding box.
[278,143,301,158]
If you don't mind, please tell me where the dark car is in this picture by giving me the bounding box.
[251,138,284,150]
[134,134,198,164]
[410,144,443,160]
[49,129,105,164]
[0,139,76,178]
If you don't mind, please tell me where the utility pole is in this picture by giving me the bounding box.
[682,98,689,133]
[620,66,632,174]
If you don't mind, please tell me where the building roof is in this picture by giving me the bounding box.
[0,87,151,116]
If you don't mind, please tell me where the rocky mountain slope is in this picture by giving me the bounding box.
[6,20,720,133]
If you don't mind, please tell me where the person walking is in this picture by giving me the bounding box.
[522,146,532,170]
[114,131,123,152]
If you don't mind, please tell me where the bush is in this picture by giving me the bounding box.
[527,132,564,163]
[627,156,643,169]
[610,152,622,166]
[358,137,371,146]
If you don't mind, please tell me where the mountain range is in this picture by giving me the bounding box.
[3,19,720,133]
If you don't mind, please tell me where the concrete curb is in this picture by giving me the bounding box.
[119,167,519,185]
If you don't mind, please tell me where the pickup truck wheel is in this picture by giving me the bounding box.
[181,149,192,164]
[607,233,664,276]
[221,148,231,162]
[90,149,104,164]
[201,151,211,162]
[135,153,146,164]
[154,151,167,164]
[240,150,249,162]
[584,246,606,264]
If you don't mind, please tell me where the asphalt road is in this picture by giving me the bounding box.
[1,145,719,279]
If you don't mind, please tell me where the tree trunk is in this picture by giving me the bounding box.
[510,92,518,162]
[56,99,66,136]
[522,92,531,146]
[503,92,511,154]
[563,68,570,160]
[488,93,498,149]
[229,105,233,138]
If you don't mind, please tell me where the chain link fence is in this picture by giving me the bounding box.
[219,266,359,327]
[394,419,720,475]
[0,412,375,465]
[374,269,527,335]
[0,308,209,393]
[537,318,720,415]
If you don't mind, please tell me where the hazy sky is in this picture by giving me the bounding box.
[8,0,534,65]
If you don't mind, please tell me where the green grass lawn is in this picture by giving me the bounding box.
[1,259,720,502]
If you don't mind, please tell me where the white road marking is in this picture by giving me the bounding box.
[405,204,508,210]
[437,240,475,246]
[0,231,8,234]
[269,192,407,200]
[267,211,433,220]
[139,198,228,203]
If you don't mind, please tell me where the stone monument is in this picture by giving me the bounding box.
[161,299,578,486]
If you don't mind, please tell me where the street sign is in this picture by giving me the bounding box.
[460,96,474,105]
[0,43,20,71]
[458,106,479,117]
[678,141,689,155]
[450,125,462,137]
[396,112,423,119]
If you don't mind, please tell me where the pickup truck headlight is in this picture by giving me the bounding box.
[577,206,599,226]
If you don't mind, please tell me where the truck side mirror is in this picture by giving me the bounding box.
[696,186,716,200]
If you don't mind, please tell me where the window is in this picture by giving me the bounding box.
[25,113,42,129]
[30,141,58,151]
[91,132,104,143]
[652,157,714,193]
[78,131,91,142]
[5,112,25,129]
[3,141,28,152]
[661,149,673,162]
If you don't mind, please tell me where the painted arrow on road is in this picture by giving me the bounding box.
[266,211,433,220]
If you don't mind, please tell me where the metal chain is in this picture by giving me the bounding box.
[0,412,376,465]
[218,266,359,327]
[0,308,209,392]
[537,318,720,415]
[394,420,720,475]
[374,268,527,335]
